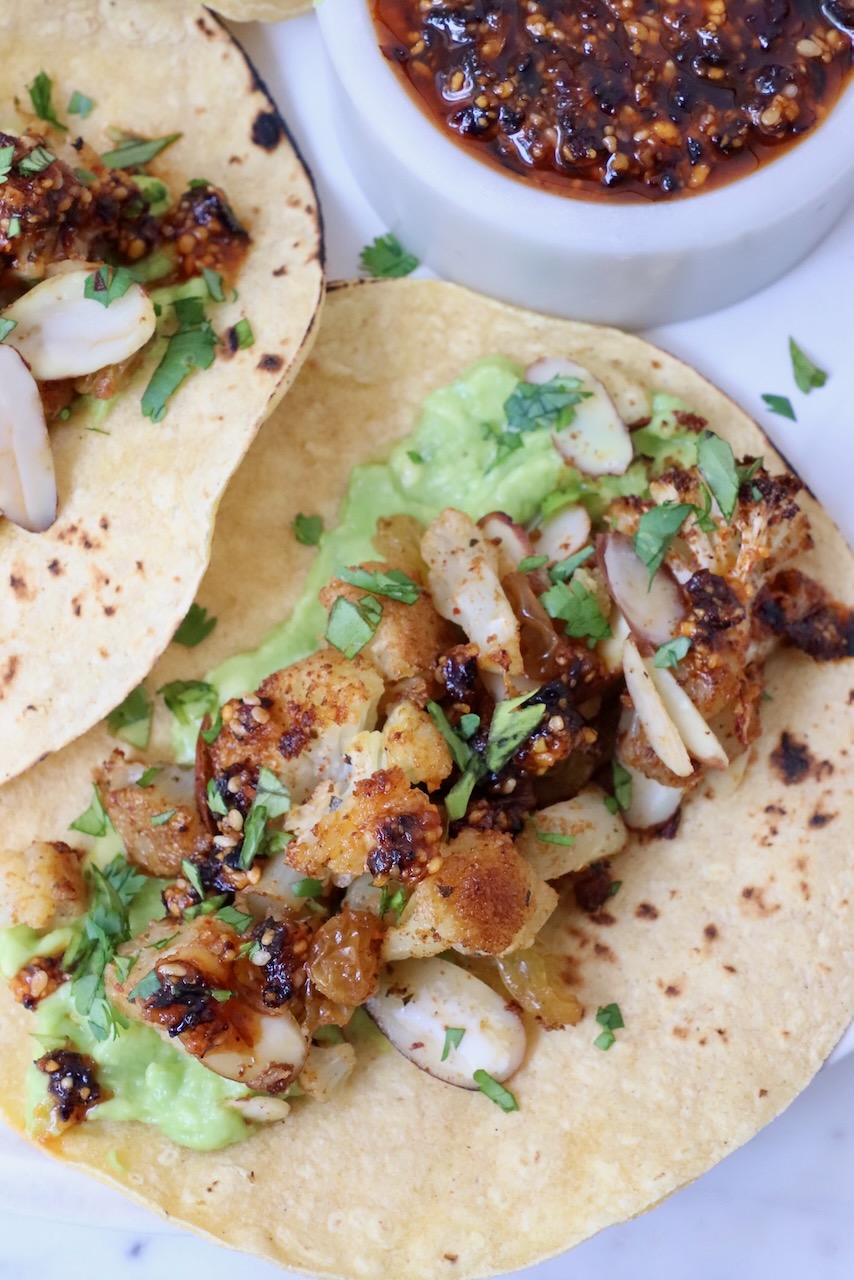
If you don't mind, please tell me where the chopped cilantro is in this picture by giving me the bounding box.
[188,177,211,189]
[406,450,424,464]
[473,1070,519,1112]
[594,1002,625,1051]
[206,779,228,817]
[151,933,179,952]
[211,989,233,1003]
[548,544,595,582]
[74,167,96,187]
[101,132,181,170]
[181,859,205,901]
[379,885,406,921]
[128,969,161,1002]
[504,375,589,436]
[427,701,473,772]
[609,880,622,897]
[142,295,217,422]
[0,144,15,184]
[238,939,261,960]
[789,337,827,394]
[359,232,419,278]
[201,267,225,303]
[70,785,110,838]
[293,513,323,546]
[112,954,136,983]
[0,318,18,343]
[653,636,691,669]
[67,89,95,119]
[337,565,421,604]
[441,1027,466,1061]
[151,809,175,827]
[255,767,290,819]
[174,602,217,647]
[84,264,134,308]
[237,803,268,871]
[135,766,162,789]
[485,692,546,773]
[697,430,739,523]
[233,318,254,349]
[444,765,479,822]
[216,905,255,933]
[535,829,575,846]
[17,146,55,176]
[459,713,480,739]
[540,577,611,646]
[518,554,548,573]
[158,679,218,726]
[762,394,796,421]
[633,502,695,583]
[291,877,324,899]
[325,594,382,659]
[106,684,152,750]
[201,709,223,745]
[7,217,20,238]
[612,761,632,813]
[28,71,67,131]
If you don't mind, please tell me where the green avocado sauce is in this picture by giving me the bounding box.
[2,358,692,1151]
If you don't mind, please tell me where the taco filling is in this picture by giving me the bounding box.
[0,72,251,533]
[2,354,851,1150]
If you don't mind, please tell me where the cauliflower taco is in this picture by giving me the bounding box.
[0,281,851,1279]
[0,0,323,784]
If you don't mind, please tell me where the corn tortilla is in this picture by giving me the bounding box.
[0,0,323,785]
[0,281,851,1279]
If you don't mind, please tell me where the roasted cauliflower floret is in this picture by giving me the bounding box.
[421,508,524,693]
[210,650,384,805]
[382,828,557,960]
[97,751,210,877]
[0,841,86,930]
[320,560,457,686]
[287,766,443,883]
[379,701,453,791]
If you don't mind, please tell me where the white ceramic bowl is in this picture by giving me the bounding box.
[316,0,854,328]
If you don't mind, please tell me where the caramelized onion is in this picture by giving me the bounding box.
[503,571,564,680]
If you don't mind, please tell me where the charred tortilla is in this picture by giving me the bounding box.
[0,0,323,784]
[0,282,851,1279]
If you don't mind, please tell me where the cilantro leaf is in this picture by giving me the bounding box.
[540,577,611,646]
[293,513,323,546]
[292,877,324,898]
[70,785,110,837]
[0,144,15,184]
[238,804,268,870]
[101,132,181,170]
[206,779,228,817]
[201,267,225,303]
[379,885,406,921]
[485,692,546,773]
[535,829,575,846]
[608,762,633,814]
[444,765,479,821]
[594,1029,616,1050]
[201,709,223,745]
[473,1069,519,1112]
[255,767,290,819]
[359,233,418,278]
[28,71,67,131]
[427,701,473,772]
[128,969,161,1002]
[17,146,55,176]
[762,393,796,421]
[84,264,134,308]
[0,318,17,343]
[548,545,595,582]
[216,905,254,933]
[136,766,162,789]
[233,318,254,350]
[325,595,382,658]
[653,636,691,669]
[789,337,827,394]
[106,684,152,750]
[518,555,548,573]
[181,858,205,901]
[633,502,694,583]
[158,679,218,726]
[441,1027,465,1061]
[503,375,589,436]
[337,565,421,604]
[596,1002,625,1031]
[151,809,176,827]
[697,430,739,523]
[141,296,217,423]
[67,90,95,119]
[173,602,217,647]
[459,713,480,739]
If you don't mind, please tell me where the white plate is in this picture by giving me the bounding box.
[1,12,852,1280]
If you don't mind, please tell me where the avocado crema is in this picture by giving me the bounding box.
[2,358,692,1151]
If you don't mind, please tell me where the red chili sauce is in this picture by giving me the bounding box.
[372,0,854,202]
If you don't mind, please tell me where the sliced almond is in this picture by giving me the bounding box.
[0,345,57,532]
[525,356,633,476]
[648,662,729,770]
[477,512,534,577]
[3,267,156,381]
[598,608,630,674]
[618,758,685,831]
[599,531,686,649]
[203,1006,308,1093]
[622,637,693,778]
[535,504,592,564]
[367,957,526,1088]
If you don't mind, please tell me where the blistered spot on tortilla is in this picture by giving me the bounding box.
[740,885,780,917]
[443,1255,459,1265]
[717,1028,729,1042]
[224,326,240,356]
[769,731,834,785]
[590,910,616,927]
[765,803,786,816]
[55,523,101,552]
[196,15,216,37]
[636,902,659,920]
[252,110,282,151]
[9,573,32,600]
[561,956,582,987]
[99,516,109,531]
[759,1088,768,1097]
[71,597,82,617]
[672,1025,689,1039]
[47,559,62,576]
[593,940,615,962]
[809,809,836,827]
[103,605,116,617]
[663,983,681,997]
[273,265,288,277]
[722,963,737,973]
[135,561,144,574]
[0,656,19,696]
[258,353,283,373]
[800,881,811,900]
[704,923,719,941]
[228,155,243,166]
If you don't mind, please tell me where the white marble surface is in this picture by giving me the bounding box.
[0,10,852,1279]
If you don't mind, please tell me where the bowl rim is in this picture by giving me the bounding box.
[316,0,854,254]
